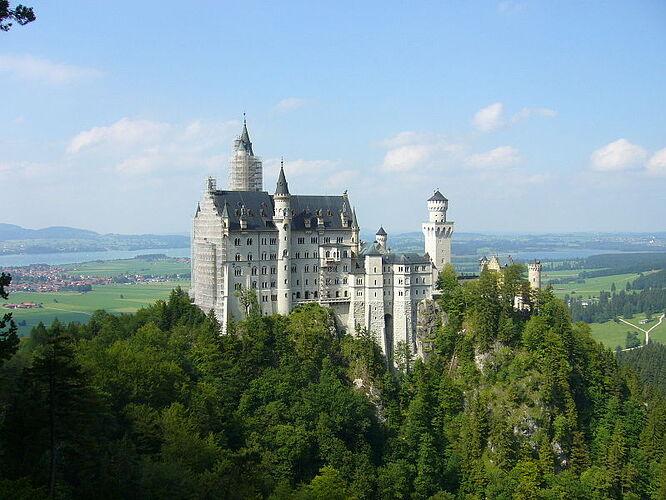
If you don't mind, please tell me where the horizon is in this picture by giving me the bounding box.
[3,1,665,234]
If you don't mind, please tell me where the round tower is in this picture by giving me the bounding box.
[528,260,542,290]
[376,226,387,249]
[427,190,448,222]
[274,163,292,315]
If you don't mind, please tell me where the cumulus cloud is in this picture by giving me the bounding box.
[274,97,311,112]
[378,131,462,173]
[590,139,648,172]
[66,118,238,177]
[472,102,557,133]
[465,146,522,169]
[473,103,504,132]
[0,54,102,84]
[647,148,666,177]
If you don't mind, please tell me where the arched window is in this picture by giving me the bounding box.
[261,266,267,275]
[335,291,340,298]
[246,238,253,245]
[235,253,241,261]
[326,251,330,258]
[344,290,348,297]
[251,267,257,276]
[248,254,253,261]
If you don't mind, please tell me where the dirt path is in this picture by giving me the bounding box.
[41,305,93,316]
[618,313,665,350]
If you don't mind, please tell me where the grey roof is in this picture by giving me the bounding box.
[235,120,254,155]
[275,165,290,196]
[428,190,448,202]
[351,207,359,228]
[210,191,354,232]
[360,242,383,257]
[376,226,387,236]
[383,252,430,264]
[212,191,276,231]
[290,195,354,231]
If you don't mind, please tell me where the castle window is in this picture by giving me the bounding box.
[343,278,347,284]
[261,237,267,245]
[335,278,339,284]
[356,278,362,285]
[357,291,362,297]
[271,295,277,301]
[325,278,331,285]
[246,238,253,245]
[298,237,305,244]
[261,266,267,275]
[296,280,300,285]
[234,283,242,290]
[270,253,276,259]
[373,267,377,273]
[399,279,403,284]
[314,291,318,298]
[234,268,242,276]
[248,254,253,261]
[271,267,276,274]
[374,280,377,285]
[336,237,343,243]
[270,238,277,245]
[261,252,267,260]
[343,265,348,272]
[344,291,348,297]
[324,237,331,243]
[251,282,257,289]
[235,253,241,262]
[234,238,241,246]
[291,266,296,273]
[283,249,288,257]
[327,210,332,216]
[305,252,310,258]
[343,251,348,258]
[295,252,300,259]
[271,281,276,287]
[251,267,258,276]
[311,237,318,243]
[335,291,339,298]
[262,295,268,302]
[398,291,403,296]
[314,265,318,272]
[304,265,309,273]
[305,279,308,285]
[305,291,310,299]
[326,251,330,258]
[262,282,268,288]
[296,292,301,298]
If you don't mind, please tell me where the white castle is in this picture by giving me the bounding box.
[191,121,538,357]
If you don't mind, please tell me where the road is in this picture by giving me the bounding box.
[618,313,665,350]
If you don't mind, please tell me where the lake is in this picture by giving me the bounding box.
[0,247,191,267]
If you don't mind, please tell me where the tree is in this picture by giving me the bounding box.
[0,272,19,361]
[234,286,259,319]
[0,1,35,31]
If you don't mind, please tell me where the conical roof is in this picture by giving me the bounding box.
[428,190,448,202]
[235,119,254,155]
[275,164,290,196]
[376,226,387,236]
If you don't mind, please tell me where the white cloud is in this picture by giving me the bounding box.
[327,169,359,188]
[513,107,557,121]
[274,97,310,112]
[378,131,462,173]
[473,103,504,132]
[590,138,648,172]
[466,146,522,169]
[0,54,102,84]
[647,148,666,177]
[67,118,171,154]
[381,144,437,172]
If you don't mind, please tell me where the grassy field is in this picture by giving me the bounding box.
[6,280,190,336]
[589,313,666,350]
[63,258,190,277]
[542,269,640,299]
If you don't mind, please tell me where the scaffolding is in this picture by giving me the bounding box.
[229,151,263,191]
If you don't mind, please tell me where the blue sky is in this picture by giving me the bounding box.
[2,0,665,235]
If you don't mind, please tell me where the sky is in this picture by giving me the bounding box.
[2,0,665,236]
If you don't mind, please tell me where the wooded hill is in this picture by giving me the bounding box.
[1,265,666,499]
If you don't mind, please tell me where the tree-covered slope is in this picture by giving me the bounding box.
[1,270,666,499]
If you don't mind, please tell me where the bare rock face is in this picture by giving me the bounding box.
[416,299,448,360]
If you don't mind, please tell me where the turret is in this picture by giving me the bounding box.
[376,226,387,249]
[229,117,263,191]
[528,260,542,290]
[273,162,292,315]
[427,190,448,223]
[422,189,454,288]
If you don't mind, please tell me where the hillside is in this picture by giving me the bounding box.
[0,223,189,255]
[2,267,666,498]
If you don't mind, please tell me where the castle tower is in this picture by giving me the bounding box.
[528,260,542,289]
[229,118,263,191]
[376,226,387,250]
[274,163,292,315]
[422,190,454,288]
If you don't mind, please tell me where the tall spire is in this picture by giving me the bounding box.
[275,159,290,196]
[236,116,254,155]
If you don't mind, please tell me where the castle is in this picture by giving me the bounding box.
[191,121,457,356]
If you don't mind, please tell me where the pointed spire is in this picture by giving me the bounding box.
[376,226,387,236]
[235,116,254,155]
[275,159,290,196]
[220,201,230,218]
[351,207,359,228]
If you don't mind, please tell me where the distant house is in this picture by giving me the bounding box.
[640,319,652,325]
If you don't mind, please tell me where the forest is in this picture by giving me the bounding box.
[1,266,666,499]
[568,288,666,324]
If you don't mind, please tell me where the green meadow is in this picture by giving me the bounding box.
[589,313,666,350]
[6,280,190,336]
[542,269,641,299]
[63,258,190,277]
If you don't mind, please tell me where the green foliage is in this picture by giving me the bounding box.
[1,276,666,499]
[0,1,35,31]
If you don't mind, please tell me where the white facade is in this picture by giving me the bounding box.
[192,123,454,357]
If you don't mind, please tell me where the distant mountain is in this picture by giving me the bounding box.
[0,224,190,255]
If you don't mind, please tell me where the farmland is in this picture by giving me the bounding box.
[8,280,189,337]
